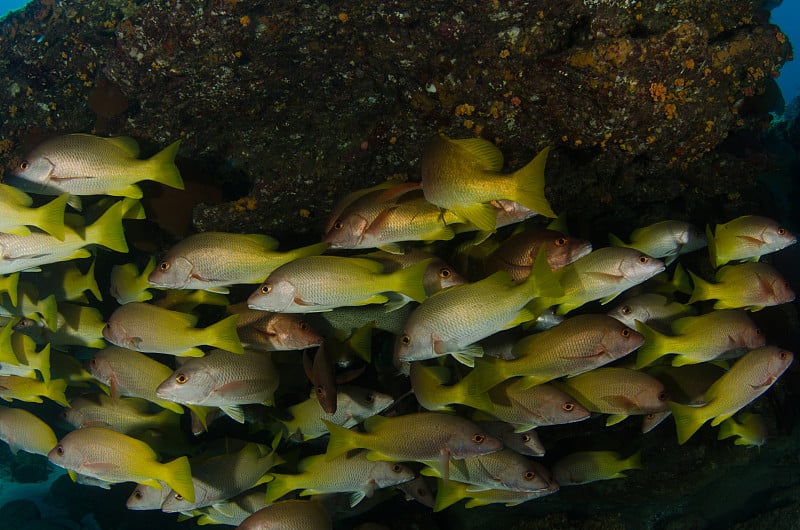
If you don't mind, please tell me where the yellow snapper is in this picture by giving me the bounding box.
[528,247,665,316]
[161,441,282,512]
[227,302,323,351]
[607,292,697,331]
[0,198,129,275]
[148,232,328,293]
[0,184,68,239]
[669,345,793,444]
[608,220,707,266]
[0,320,51,382]
[0,282,58,331]
[409,363,494,413]
[63,394,181,434]
[421,448,551,493]
[126,482,171,511]
[469,314,643,392]
[0,406,57,456]
[394,255,562,367]
[473,380,590,431]
[155,349,279,423]
[552,450,642,486]
[247,255,429,313]
[322,179,406,235]
[48,426,195,502]
[420,134,556,231]
[280,385,394,441]
[237,500,332,530]
[708,215,797,267]
[102,302,243,357]
[87,346,185,414]
[0,375,67,406]
[264,450,415,507]
[14,302,107,349]
[38,259,103,303]
[324,412,503,477]
[716,412,768,447]
[110,257,157,305]
[485,228,593,281]
[688,262,795,311]
[9,134,184,199]
[556,367,669,426]
[635,309,765,368]
[433,476,559,511]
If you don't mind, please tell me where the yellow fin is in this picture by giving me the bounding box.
[104,136,141,157]
[449,136,504,171]
[146,140,184,190]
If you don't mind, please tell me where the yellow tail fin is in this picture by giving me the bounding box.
[34,194,68,240]
[159,455,195,503]
[512,146,557,218]
[147,140,184,190]
[201,314,243,354]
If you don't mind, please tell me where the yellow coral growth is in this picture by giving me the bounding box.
[649,83,667,102]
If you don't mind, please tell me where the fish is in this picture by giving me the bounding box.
[153,288,230,313]
[707,215,797,267]
[421,448,551,493]
[433,474,559,511]
[110,258,157,305]
[323,179,408,235]
[8,133,184,199]
[126,482,171,511]
[0,198,129,275]
[155,349,279,423]
[688,262,795,311]
[148,232,328,293]
[0,283,58,331]
[280,385,394,442]
[528,247,666,316]
[485,228,593,281]
[0,406,57,456]
[48,426,195,503]
[0,184,68,239]
[102,302,243,357]
[303,342,339,414]
[552,450,642,486]
[264,450,415,507]
[394,254,562,367]
[420,134,556,231]
[36,259,103,303]
[161,441,282,512]
[556,367,670,426]
[645,363,727,405]
[669,345,793,444]
[409,363,494,412]
[87,346,186,414]
[189,487,268,526]
[469,314,644,392]
[0,273,20,307]
[478,421,546,457]
[474,380,590,431]
[247,255,429,313]
[324,412,503,478]
[228,302,323,351]
[63,394,181,434]
[634,309,766,368]
[716,412,768,447]
[356,249,467,296]
[0,320,51,382]
[0,375,67,406]
[608,220,707,266]
[607,293,696,331]
[14,302,107,349]
[236,499,333,530]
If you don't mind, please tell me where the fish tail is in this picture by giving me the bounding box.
[526,247,564,299]
[669,401,708,445]
[511,146,557,218]
[455,377,495,413]
[264,473,298,503]
[716,417,739,441]
[33,193,68,240]
[33,343,52,383]
[633,320,670,369]
[290,241,329,261]
[466,357,508,393]
[607,232,627,248]
[120,197,146,220]
[670,263,693,296]
[38,294,58,332]
[146,140,184,190]
[434,478,468,512]
[625,450,644,471]
[388,258,430,303]
[46,378,69,407]
[1,273,20,307]
[159,455,195,503]
[201,314,244,353]
[84,258,103,302]
[322,420,364,460]
[85,200,129,254]
[687,270,714,305]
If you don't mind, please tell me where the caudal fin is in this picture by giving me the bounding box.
[201,314,243,353]
[388,258,430,304]
[33,194,68,240]
[1,273,20,307]
[634,320,671,369]
[159,456,195,503]
[434,479,468,512]
[512,146,557,218]
[687,270,714,305]
[147,140,184,190]
[669,401,708,445]
[32,343,52,383]
[322,420,364,460]
[264,474,299,504]
[85,200,129,254]
[46,378,69,407]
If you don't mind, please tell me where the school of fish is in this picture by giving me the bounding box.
[0,132,796,527]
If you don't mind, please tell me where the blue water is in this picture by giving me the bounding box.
[0,0,28,19]
[773,2,800,104]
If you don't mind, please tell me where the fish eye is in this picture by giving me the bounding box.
[621,328,632,338]
[174,493,183,500]
[333,220,344,230]
[555,237,567,247]
[158,261,170,272]
[646,413,656,420]
[755,328,762,335]
[778,227,786,235]
[316,385,324,396]
[400,334,411,346]
[175,374,188,384]
[439,267,452,279]
[392,464,403,473]
[364,392,375,403]
[299,322,310,331]
[658,390,669,401]
[621,305,632,315]
[89,358,97,367]
[638,255,650,264]
[780,350,790,360]
[471,434,485,444]
[260,283,272,295]
[521,434,531,442]
[562,402,575,412]
[524,471,536,481]
[19,160,29,171]
[133,490,142,499]
[55,445,64,456]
